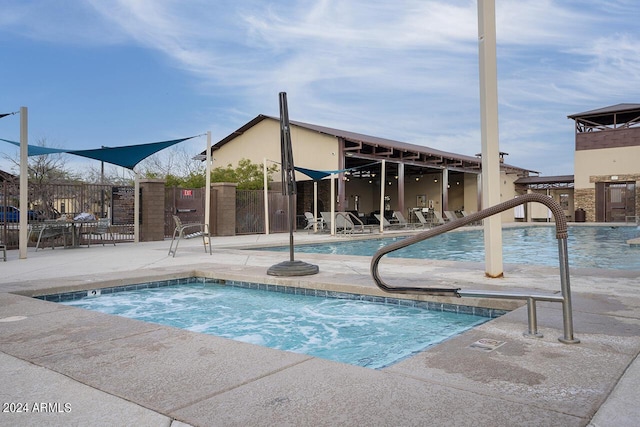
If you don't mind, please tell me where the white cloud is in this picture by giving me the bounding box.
[3,0,640,175]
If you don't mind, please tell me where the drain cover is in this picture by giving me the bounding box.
[468,338,506,352]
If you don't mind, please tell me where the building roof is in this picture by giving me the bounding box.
[514,175,574,189]
[208,114,536,175]
[568,103,640,126]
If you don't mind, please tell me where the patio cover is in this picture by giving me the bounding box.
[0,136,198,170]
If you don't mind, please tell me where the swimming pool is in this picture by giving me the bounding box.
[55,279,497,369]
[264,226,640,270]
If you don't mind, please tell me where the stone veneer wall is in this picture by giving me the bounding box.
[578,174,640,222]
[573,188,595,222]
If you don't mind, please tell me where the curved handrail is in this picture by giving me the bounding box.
[370,193,568,296]
[371,193,579,343]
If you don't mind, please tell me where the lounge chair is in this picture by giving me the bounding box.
[335,212,375,234]
[168,215,212,257]
[414,210,431,227]
[393,211,422,228]
[374,214,407,230]
[431,211,446,226]
[334,212,354,234]
[320,212,333,232]
[444,211,458,222]
[461,210,482,225]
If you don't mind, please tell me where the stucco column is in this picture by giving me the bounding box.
[211,182,238,236]
[139,179,166,241]
[478,0,503,277]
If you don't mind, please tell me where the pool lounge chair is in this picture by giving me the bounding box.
[374,214,408,230]
[392,211,422,228]
[461,210,482,225]
[431,211,446,226]
[337,212,375,234]
[320,212,333,232]
[414,210,432,228]
[444,211,458,222]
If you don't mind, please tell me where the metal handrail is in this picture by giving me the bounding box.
[370,193,580,344]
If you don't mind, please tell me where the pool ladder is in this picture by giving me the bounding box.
[370,193,580,344]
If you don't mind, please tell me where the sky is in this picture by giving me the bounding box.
[1,0,639,177]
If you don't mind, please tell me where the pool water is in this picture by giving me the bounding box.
[266,226,640,270]
[61,282,491,369]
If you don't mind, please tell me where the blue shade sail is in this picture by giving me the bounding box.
[0,136,198,169]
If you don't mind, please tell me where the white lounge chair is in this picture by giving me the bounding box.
[374,214,407,230]
[393,211,422,228]
[444,211,458,222]
[432,211,446,226]
[414,210,431,227]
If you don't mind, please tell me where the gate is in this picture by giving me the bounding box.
[236,190,290,234]
[164,187,206,237]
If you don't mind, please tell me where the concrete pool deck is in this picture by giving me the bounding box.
[1,227,639,426]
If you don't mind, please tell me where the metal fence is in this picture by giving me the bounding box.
[1,182,297,248]
[236,190,289,234]
[1,181,135,249]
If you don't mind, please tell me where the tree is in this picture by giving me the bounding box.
[210,158,278,190]
[3,138,78,184]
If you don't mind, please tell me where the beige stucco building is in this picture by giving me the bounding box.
[208,115,535,223]
[568,104,640,222]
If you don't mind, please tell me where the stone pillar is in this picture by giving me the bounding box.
[212,182,237,236]
[139,179,166,241]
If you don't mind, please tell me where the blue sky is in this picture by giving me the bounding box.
[1,0,639,176]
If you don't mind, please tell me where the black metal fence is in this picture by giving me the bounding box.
[1,181,134,249]
[236,190,289,234]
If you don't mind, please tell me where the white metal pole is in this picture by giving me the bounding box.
[330,173,336,235]
[19,106,28,259]
[204,131,212,236]
[263,158,270,235]
[478,0,503,277]
[134,172,140,243]
[313,180,318,232]
[379,159,386,233]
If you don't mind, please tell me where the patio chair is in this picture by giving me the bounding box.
[81,218,115,247]
[303,212,324,231]
[29,222,69,251]
[168,215,211,257]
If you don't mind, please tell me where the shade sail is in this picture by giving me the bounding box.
[0,136,197,169]
[294,161,380,181]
